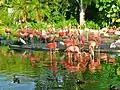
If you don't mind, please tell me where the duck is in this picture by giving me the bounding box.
[76,79,86,85]
[13,75,20,84]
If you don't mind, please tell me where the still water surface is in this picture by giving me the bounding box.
[0,46,120,90]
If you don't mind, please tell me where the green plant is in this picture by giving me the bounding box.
[96,0,120,26]
[86,21,99,29]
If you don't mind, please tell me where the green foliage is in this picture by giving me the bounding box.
[96,0,120,26]
[35,21,48,30]
[53,16,78,29]
[84,63,119,90]
[1,0,120,29]
[86,21,99,29]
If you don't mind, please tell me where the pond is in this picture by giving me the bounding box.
[0,73,35,90]
[0,46,120,90]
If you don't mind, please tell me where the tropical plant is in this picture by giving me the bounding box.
[96,0,120,26]
[86,21,99,29]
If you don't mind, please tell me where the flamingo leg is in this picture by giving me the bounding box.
[50,49,52,65]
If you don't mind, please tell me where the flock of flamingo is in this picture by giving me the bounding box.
[4,26,117,74]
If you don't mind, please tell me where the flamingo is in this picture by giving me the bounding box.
[14,33,21,38]
[89,41,96,49]
[60,60,72,69]
[109,58,116,65]
[65,45,80,64]
[65,46,80,54]
[67,63,81,72]
[46,41,57,70]
[78,34,85,48]
[101,53,108,63]
[88,41,96,73]
[77,52,89,72]
[5,28,11,39]
[29,33,34,40]
[35,30,41,38]
[64,40,74,47]
[107,27,115,34]
[89,60,95,73]
[47,41,57,77]
[94,58,101,71]
[5,28,11,34]
[59,30,65,37]
[40,31,48,43]
[46,42,57,50]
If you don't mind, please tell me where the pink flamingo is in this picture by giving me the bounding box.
[88,40,96,73]
[5,28,11,39]
[59,31,65,37]
[78,34,85,48]
[94,58,101,71]
[46,41,57,76]
[67,63,81,72]
[46,42,57,50]
[65,45,80,53]
[65,45,80,64]
[46,41,57,71]
[64,40,74,47]
[101,53,108,63]
[5,28,11,34]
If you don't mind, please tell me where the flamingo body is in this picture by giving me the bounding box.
[66,46,80,54]
[46,42,57,50]
[64,40,74,47]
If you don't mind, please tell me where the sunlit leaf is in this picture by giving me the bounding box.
[99,7,103,11]
[107,14,111,18]
[116,19,120,22]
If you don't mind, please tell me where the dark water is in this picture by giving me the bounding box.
[0,46,120,90]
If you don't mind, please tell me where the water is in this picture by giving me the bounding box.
[0,46,120,90]
[0,74,35,90]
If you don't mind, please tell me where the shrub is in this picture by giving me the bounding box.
[86,21,100,29]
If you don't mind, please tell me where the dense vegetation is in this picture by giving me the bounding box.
[0,0,120,29]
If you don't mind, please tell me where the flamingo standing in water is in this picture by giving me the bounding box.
[101,53,108,63]
[46,42,57,50]
[46,40,57,65]
[78,33,85,48]
[88,40,96,73]
[64,40,74,47]
[62,45,86,72]
[67,62,81,72]
[46,39,57,76]
[65,45,80,64]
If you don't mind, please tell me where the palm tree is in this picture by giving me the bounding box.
[68,0,96,25]
[11,0,29,22]
[28,0,50,22]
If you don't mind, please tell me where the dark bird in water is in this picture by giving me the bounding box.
[76,79,86,85]
[76,80,86,90]
[109,85,120,90]
[13,75,20,84]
